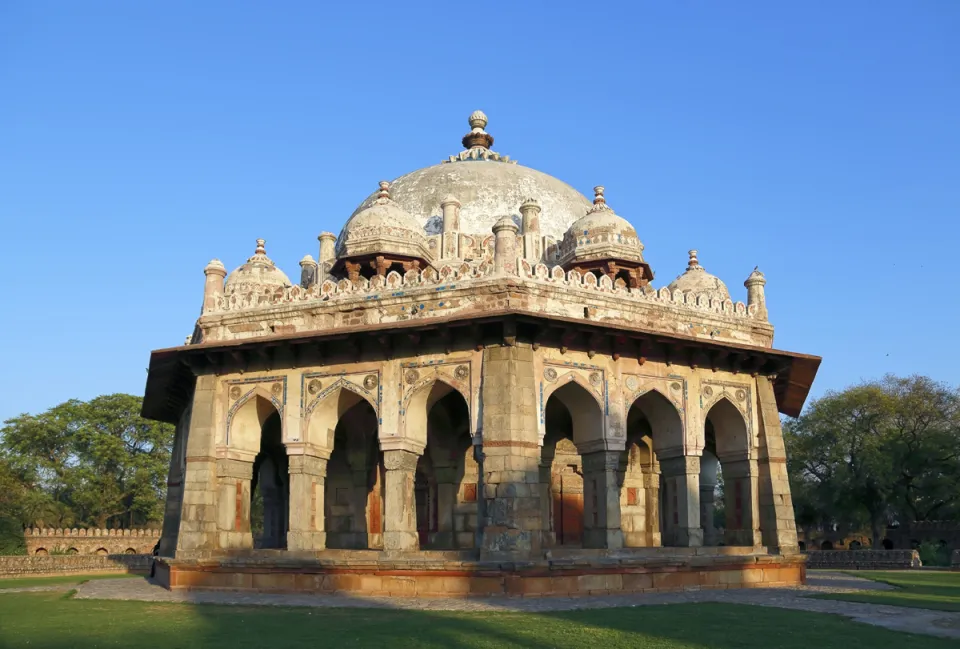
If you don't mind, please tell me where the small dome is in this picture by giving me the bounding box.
[559,186,645,265]
[667,250,730,301]
[225,239,292,295]
[337,181,430,261]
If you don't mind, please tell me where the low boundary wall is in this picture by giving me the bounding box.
[805,549,921,570]
[0,554,151,578]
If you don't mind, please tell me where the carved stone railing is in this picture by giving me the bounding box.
[206,257,758,321]
[805,549,922,570]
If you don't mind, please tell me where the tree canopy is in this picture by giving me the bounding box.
[784,375,960,546]
[0,394,173,553]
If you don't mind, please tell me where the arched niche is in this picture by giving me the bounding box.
[404,379,469,448]
[705,397,749,460]
[626,389,684,455]
[228,389,282,454]
[545,380,604,449]
[305,381,378,451]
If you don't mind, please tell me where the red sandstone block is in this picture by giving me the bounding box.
[323,573,361,592]
[359,575,383,592]
[294,573,324,591]
[577,574,622,592]
[653,571,700,590]
[622,573,653,592]
[469,577,505,595]
[383,576,418,596]
[441,577,472,595]
[252,572,295,591]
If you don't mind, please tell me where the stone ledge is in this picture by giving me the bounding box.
[805,549,921,570]
[0,554,151,578]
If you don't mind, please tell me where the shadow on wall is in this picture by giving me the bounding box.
[5,584,933,649]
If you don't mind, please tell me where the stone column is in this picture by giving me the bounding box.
[216,458,254,550]
[581,450,623,549]
[479,344,542,559]
[287,455,328,551]
[382,449,420,552]
[659,455,703,547]
[203,260,227,313]
[756,376,800,553]
[722,456,763,548]
[299,255,318,289]
[643,468,661,546]
[699,483,719,546]
[317,232,337,276]
[175,375,220,554]
[538,460,555,547]
[492,216,519,275]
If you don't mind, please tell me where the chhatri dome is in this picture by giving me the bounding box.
[667,250,731,302]
[224,239,291,294]
[345,110,593,241]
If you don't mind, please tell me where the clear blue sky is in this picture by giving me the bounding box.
[1,1,958,422]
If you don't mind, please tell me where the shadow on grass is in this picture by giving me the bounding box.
[1,582,958,649]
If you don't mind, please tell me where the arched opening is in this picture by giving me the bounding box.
[324,389,381,549]
[798,540,807,552]
[95,548,108,555]
[882,538,894,550]
[35,548,48,556]
[821,540,833,550]
[623,390,683,547]
[418,385,474,550]
[124,548,137,554]
[251,411,289,549]
[541,381,604,548]
[704,398,757,547]
[67,547,79,555]
[849,540,862,550]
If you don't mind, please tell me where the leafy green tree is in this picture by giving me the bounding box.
[784,375,960,547]
[0,394,174,531]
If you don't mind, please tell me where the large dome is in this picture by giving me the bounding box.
[346,113,592,242]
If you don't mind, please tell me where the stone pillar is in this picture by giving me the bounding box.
[538,460,555,547]
[492,216,519,275]
[744,268,768,320]
[299,255,318,289]
[659,455,703,547]
[176,375,221,554]
[699,483,719,546]
[643,468,661,546]
[720,457,762,547]
[756,375,799,552]
[441,195,461,260]
[287,455,328,551]
[318,232,337,276]
[158,393,192,557]
[519,198,542,262]
[216,458,254,550]
[203,260,227,313]
[382,449,420,552]
[433,467,458,549]
[479,344,542,559]
[581,450,623,549]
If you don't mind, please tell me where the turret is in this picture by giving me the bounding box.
[441,195,461,260]
[492,216,519,275]
[318,232,337,276]
[744,267,768,320]
[299,255,318,289]
[519,198,542,262]
[202,259,227,312]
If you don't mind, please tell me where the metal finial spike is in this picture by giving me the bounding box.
[255,239,266,255]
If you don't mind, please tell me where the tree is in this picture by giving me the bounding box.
[784,375,960,547]
[0,394,174,531]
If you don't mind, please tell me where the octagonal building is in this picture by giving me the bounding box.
[143,111,820,596]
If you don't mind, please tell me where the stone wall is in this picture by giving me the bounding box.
[0,554,151,578]
[805,549,921,570]
[952,549,960,571]
[24,528,160,556]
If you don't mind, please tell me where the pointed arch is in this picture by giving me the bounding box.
[226,387,283,452]
[705,397,749,460]
[626,388,684,454]
[545,380,605,449]
[305,379,379,451]
[403,378,470,447]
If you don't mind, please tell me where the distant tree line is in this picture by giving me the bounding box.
[0,394,173,554]
[784,374,960,549]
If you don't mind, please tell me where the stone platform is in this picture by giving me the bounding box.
[156,547,806,597]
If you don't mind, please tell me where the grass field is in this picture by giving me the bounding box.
[0,572,140,589]
[813,571,960,612]
[0,589,955,649]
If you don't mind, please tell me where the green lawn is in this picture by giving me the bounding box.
[0,572,141,589]
[813,571,960,612]
[0,591,954,649]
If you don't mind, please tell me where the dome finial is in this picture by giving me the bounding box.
[687,249,700,270]
[377,180,391,201]
[462,110,494,150]
[255,238,266,256]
